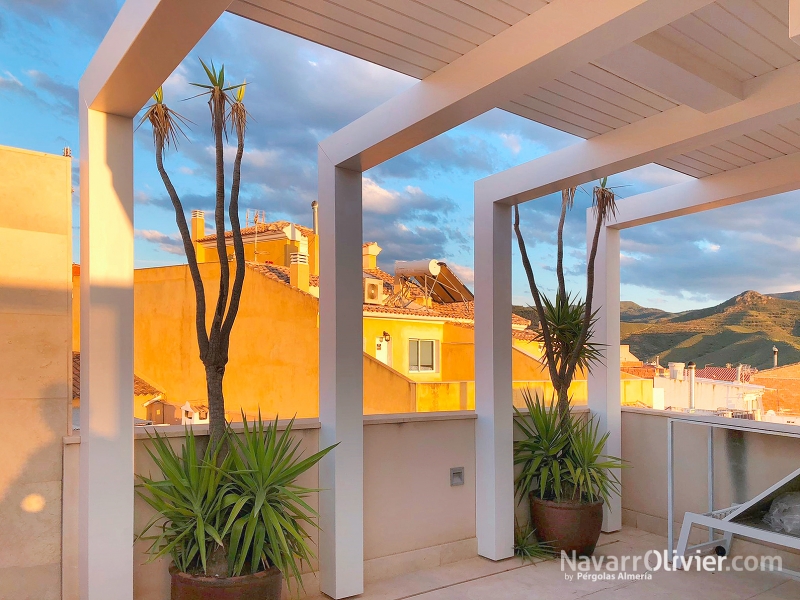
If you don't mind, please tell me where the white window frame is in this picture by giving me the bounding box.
[409,338,437,373]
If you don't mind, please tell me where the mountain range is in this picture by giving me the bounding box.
[514,290,800,370]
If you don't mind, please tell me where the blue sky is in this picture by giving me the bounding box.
[3,1,800,312]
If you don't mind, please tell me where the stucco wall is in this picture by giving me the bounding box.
[752,363,800,414]
[133,263,320,419]
[0,145,72,598]
[363,354,415,414]
[62,414,477,599]
[620,408,800,565]
[653,377,762,412]
[364,316,446,382]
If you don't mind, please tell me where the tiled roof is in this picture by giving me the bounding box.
[512,328,537,342]
[72,352,161,399]
[694,365,756,383]
[446,321,538,341]
[362,304,451,318]
[363,267,398,295]
[248,262,320,287]
[249,262,532,329]
[197,221,314,243]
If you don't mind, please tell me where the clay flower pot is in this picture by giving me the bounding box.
[170,566,282,600]
[530,494,603,556]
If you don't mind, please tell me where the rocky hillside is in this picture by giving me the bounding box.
[621,291,800,369]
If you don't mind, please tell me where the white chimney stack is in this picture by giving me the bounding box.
[773,346,779,369]
[668,362,685,381]
[687,362,696,410]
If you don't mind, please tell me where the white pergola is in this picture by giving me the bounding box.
[79,1,800,598]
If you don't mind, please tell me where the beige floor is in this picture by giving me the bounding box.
[310,527,798,600]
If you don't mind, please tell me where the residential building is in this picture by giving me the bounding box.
[752,362,800,424]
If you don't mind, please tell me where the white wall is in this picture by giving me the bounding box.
[654,377,763,412]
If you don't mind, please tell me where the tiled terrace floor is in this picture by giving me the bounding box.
[311,527,798,600]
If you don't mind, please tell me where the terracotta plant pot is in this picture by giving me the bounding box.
[530,494,603,557]
[170,566,282,600]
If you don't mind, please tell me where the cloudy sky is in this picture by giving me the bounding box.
[2,1,799,312]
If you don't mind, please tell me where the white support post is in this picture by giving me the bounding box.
[587,215,621,532]
[474,197,514,560]
[317,147,364,599]
[78,107,135,599]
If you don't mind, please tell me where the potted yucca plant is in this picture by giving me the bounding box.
[137,416,334,599]
[512,180,624,555]
[514,390,623,556]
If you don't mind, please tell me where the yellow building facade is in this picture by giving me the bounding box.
[70,213,654,418]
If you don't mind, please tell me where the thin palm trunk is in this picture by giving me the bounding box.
[514,205,561,397]
[154,140,210,359]
[143,67,249,449]
[514,184,614,418]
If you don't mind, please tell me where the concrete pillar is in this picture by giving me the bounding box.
[474,197,514,560]
[78,107,135,599]
[586,216,622,532]
[317,148,364,598]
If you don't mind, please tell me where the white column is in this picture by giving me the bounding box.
[586,214,622,532]
[79,107,135,599]
[474,197,514,560]
[317,147,364,598]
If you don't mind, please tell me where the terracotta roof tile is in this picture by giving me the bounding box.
[247,262,320,287]
[72,352,161,400]
[694,366,756,383]
[197,221,314,243]
[248,263,532,330]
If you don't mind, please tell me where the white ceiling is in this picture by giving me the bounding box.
[229,0,800,179]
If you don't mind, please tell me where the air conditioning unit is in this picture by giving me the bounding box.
[364,277,384,305]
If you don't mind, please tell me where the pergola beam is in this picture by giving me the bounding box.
[610,151,800,229]
[319,0,714,171]
[476,61,800,205]
[791,0,800,46]
[596,33,743,113]
[80,0,229,115]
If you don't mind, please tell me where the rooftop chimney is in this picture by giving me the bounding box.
[311,201,319,234]
[290,252,309,293]
[773,346,779,368]
[62,147,72,157]
[362,242,382,269]
[191,210,206,262]
[687,362,696,410]
[736,364,742,383]
[668,362,685,381]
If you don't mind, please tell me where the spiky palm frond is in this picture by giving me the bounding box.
[189,59,247,137]
[138,87,191,155]
[533,293,603,376]
[514,519,555,563]
[561,187,576,211]
[223,412,336,591]
[514,390,626,504]
[593,177,618,224]
[230,81,249,140]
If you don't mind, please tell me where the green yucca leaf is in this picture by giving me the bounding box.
[136,415,336,595]
[514,389,626,503]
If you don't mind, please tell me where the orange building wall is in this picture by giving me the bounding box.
[133,263,320,419]
[752,363,800,414]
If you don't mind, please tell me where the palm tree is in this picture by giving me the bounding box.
[140,60,248,446]
[514,180,617,417]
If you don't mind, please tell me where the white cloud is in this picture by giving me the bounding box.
[135,229,185,255]
[695,239,720,253]
[446,262,475,286]
[499,133,522,154]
